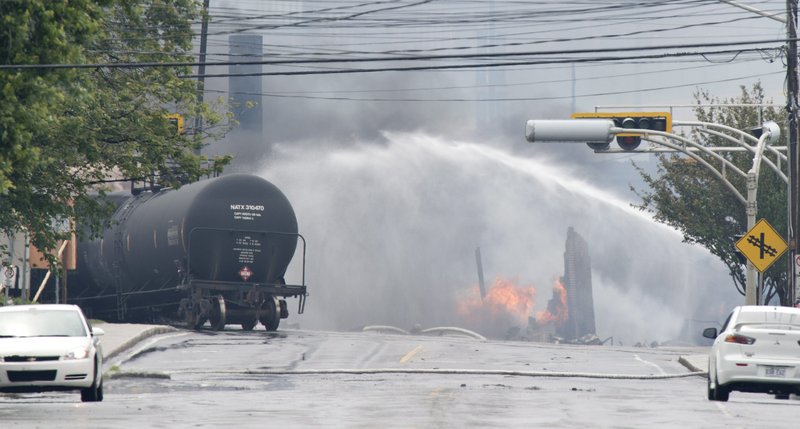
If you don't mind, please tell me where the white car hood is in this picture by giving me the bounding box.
[0,337,93,357]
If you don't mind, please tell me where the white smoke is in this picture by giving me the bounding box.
[260,132,740,343]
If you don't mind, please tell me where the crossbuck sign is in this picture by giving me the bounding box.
[736,219,788,272]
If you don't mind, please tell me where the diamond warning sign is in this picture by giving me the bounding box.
[735,218,788,272]
[239,265,253,281]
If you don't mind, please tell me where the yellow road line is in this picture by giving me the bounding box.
[400,345,424,364]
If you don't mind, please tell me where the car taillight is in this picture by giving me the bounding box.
[724,333,756,345]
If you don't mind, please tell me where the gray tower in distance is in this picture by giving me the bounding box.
[557,227,596,341]
[228,34,263,134]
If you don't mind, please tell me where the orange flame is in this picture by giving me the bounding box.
[456,277,569,338]
[535,279,568,325]
[456,277,535,325]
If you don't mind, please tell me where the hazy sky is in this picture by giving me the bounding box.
[199,1,788,128]
[199,0,790,196]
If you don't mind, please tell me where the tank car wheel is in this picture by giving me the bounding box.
[260,296,281,331]
[209,295,227,331]
[181,299,206,330]
[185,310,206,330]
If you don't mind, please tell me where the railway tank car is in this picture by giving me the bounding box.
[68,173,307,331]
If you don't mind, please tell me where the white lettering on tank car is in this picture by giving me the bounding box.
[233,236,262,264]
[230,203,265,221]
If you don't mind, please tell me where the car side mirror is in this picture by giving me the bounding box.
[91,327,105,337]
[702,327,717,339]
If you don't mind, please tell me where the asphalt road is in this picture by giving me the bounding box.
[0,327,797,428]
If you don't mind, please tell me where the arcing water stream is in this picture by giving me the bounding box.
[259,132,740,344]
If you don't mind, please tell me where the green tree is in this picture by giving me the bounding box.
[634,83,789,305]
[0,0,231,264]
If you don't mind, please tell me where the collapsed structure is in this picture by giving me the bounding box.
[521,227,598,343]
[557,226,596,341]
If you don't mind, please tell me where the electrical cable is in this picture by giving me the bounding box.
[3,38,791,70]
[203,70,782,102]
[180,47,782,78]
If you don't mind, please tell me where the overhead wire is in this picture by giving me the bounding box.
[210,1,758,32]
[6,38,790,70]
[76,0,783,68]
[8,0,783,108]
[194,14,770,60]
[237,61,765,96]
[203,69,783,102]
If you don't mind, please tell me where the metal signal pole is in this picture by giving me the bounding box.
[722,0,800,307]
[787,0,799,307]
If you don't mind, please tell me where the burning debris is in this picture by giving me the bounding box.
[456,227,598,344]
[519,280,571,343]
[456,277,536,337]
[455,277,569,341]
[536,279,569,325]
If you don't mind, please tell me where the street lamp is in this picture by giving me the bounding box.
[525,119,614,144]
[526,117,783,305]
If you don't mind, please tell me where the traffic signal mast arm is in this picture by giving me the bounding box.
[676,120,787,183]
[629,127,749,205]
[525,113,784,306]
[630,123,787,186]
[525,114,787,187]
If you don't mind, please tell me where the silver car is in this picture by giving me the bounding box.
[0,304,104,402]
[703,305,800,401]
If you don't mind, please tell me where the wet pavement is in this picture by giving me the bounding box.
[6,328,796,428]
[93,322,710,374]
[10,327,800,428]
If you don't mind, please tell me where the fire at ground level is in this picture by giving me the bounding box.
[457,227,604,345]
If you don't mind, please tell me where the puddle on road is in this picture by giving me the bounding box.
[127,332,290,362]
[108,372,297,395]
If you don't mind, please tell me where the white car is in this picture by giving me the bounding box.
[703,305,800,401]
[0,304,104,402]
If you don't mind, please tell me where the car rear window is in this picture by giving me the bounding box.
[0,309,87,338]
[735,310,800,328]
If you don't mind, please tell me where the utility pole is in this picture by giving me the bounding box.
[787,0,799,307]
[194,0,211,154]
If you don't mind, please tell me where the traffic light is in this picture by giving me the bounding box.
[165,113,185,135]
[571,112,672,151]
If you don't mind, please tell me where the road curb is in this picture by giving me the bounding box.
[678,355,707,375]
[104,325,178,360]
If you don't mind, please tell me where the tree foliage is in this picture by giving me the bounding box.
[0,0,231,264]
[633,83,789,305]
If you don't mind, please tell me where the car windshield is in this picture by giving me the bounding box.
[736,310,800,328]
[0,309,87,338]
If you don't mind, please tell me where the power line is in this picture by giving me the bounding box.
[216,0,436,36]
[374,14,767,56]
[1,38,791,70]
[194,13,768,59]
[205,70,781,102]
[205,0,723,35]
[181,47,780,78]
[234,61,761,95]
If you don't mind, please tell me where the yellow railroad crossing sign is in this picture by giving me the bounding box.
[735,219,788,272]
